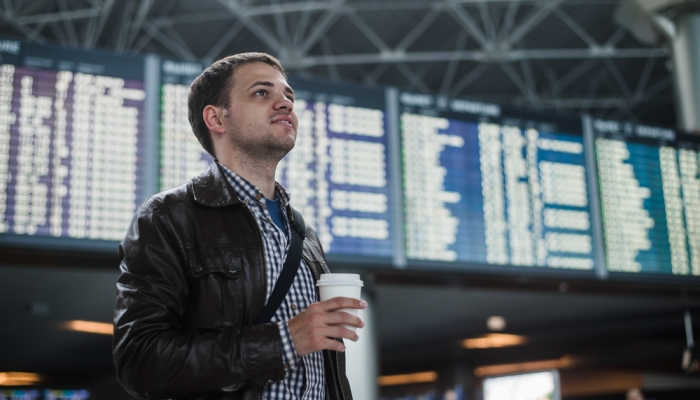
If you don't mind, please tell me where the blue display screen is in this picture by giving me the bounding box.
[0,39,147,245]
[158,72,394,260]
[594,119,700,275]
[0,390,41,400]
[401,93,595,270]
[276,77,393,259]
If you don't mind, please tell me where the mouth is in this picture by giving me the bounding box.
[271,115,295,129]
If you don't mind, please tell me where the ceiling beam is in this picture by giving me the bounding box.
[477,2,497,41]
[14,8,100,25]
[554,59,597,95]
[553,7,599,48]
[83,0,114,48]
[397,63,430,93]
[346,10,390,52]
[635,57,657,99]
[440,31,469,96]
[0,8,48,43]
[298,0,346,55]
[271,0,289,45]
[499,0,520,41]
[395,5,442,52]
[217,0,283,54]
[506,0,564,47]
[449,63,488,97]
[447,0,489,49]
[125,0,155,50]
[290,47,669,67]
[57,0,79,47]
[144,25,197,61]
[203,22,245,64]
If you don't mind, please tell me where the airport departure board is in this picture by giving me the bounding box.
[0,39,147,243]
[276,77,393,259]
[157,73,393,259]
[3,37,699,282]
[593,119,700,275]
[158,60,213,190]
[400,93,595,270]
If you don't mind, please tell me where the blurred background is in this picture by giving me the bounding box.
[1,0,700,399]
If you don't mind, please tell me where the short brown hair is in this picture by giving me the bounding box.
[187,52,286,156]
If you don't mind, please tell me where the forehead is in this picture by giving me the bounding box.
[231,62,290,89]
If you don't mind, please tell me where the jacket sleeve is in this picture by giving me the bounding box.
[112,200,284,399]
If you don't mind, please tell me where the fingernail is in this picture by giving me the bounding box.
[360,300,368,307]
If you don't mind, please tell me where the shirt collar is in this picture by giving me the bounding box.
[217,162,290,208]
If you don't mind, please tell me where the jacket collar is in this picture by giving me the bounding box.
[190,162,242,207]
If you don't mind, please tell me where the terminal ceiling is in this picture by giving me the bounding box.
[0,0,684,128]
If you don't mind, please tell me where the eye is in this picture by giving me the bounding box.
[254,88,268,97]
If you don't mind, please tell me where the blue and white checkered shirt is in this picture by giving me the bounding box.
[219,163,326,400]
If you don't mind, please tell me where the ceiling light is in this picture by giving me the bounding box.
[0,372,41,386]
[487,315,506,331]
[462,333,528,349]
[62,320,113,335]
[378,371,438,386]
[474,355,577,377]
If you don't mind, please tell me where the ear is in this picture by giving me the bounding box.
[203,105,225,136]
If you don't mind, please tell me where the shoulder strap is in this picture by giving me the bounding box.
[255,208,306,324]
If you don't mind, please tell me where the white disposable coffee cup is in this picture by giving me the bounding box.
[317,273,364,329]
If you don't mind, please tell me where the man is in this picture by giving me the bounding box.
[113,52,365,399]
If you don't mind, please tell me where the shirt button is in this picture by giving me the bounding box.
[291,304,297,310]
[256,193,262,200]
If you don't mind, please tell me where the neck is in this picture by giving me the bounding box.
[217,152,278,199]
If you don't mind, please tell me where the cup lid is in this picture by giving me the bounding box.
[319,273,361,281]
[317,273,363,287]
[316,280,364,287]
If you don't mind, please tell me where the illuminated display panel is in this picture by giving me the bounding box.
[276,77,393,259]
[593,119,700,275]
[0,390,41,400]
[400,93,595,271]
[158,60,213,190]
[483,370,561,400]
[0,39,147,245]
[158,73,393,260]
[43,390,89,400]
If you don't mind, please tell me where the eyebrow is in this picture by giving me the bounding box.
[247,80,295,98]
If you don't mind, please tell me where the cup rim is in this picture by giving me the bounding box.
[316,281,364,287]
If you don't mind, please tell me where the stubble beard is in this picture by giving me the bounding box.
[229,128,296,165]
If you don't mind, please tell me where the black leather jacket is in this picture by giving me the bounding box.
[113,164,353,400]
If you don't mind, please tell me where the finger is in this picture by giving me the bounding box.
[322,337,346,352]
[324,311,364,328]
[323,326,360,342]
[320,297,367,311]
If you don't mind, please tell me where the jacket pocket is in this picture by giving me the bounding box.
[186,245,246,329]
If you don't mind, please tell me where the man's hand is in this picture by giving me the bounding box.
[287,297,367,356]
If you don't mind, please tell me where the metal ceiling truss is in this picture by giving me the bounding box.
[0,0,673,121]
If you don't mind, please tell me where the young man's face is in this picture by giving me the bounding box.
[218,61,298,161]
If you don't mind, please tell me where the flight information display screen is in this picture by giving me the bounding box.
[277,77,393,259]
[158,60,213,190]
[400,93,595,271]
[158,73,394,259]
[593,119,700,275]
[0,39,147,244]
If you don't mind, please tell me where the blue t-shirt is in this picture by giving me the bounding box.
[265,197,287,238]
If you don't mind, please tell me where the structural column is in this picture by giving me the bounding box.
[344,276,379,400]
[671,13,700,133]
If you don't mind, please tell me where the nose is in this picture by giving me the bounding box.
[273,91,293,112]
